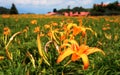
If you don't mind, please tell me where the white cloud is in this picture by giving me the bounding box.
[13,0,64,6]
[82,0,93,5]
[1,0,93,6]
[62,0,94,8]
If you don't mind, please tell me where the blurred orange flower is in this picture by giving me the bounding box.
[47,31,52,37]
[52,22,58,26]
[0,56,4,60]
[60,32,66,41]
[3,27,11,35]
[31,20,37,25]
[102,27,110,31]
[73,26,81,36]
[44,24,50,29]
[34,26,40,33]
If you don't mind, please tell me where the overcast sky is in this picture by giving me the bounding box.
[0,0,120,14]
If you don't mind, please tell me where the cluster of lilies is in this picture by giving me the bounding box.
[1,19,105,70]
[36,20,105,70]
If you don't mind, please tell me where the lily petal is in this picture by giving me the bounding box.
[85,47,105,55]
[81,54,89,70]
[73,26,81,36]
[57,48,74,63]
[71,53,79,61]
[78,44,89,55]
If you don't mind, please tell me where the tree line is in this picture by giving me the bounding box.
[0,3,18,14]
[54,1,120,16]
[0,1,120,15]
[91,1,120,15]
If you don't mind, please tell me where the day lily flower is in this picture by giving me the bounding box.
[59,32,66,41]
[65,23,96,37]
[34,26,40,33]
[52,22,58,26]
[44,24,50,29]
[57,40,105,70]
[31,20,37,25]
[47,28,59,44]
[3,27,11,35]
[73,25,95,37]
[102,27,110,31]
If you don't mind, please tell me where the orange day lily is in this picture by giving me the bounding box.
[34,26,40,33]
[72,25,95,37]
[3,27,11,35]
[57,40,105,70]
[44,24,50,29]
[31,20,37,25]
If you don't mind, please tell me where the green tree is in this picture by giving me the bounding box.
[72,7,79,12]
[10,3,19,14]
[0,7,9,14]
[53,8,57,12]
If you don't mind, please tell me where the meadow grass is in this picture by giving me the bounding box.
[0,15,120,75]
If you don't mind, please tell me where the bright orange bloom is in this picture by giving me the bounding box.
[73,25,93,37]
[102,27,110,31]
[47,31,52,37]
[60,35,66,41]
[60,32,66,41]
[44,24,50,29]
[3,27,11,35]
[57,40,105,70]
[52,22,58,26]
[73,26,81,36]
[34,26,40,33]
[31,20,37,25]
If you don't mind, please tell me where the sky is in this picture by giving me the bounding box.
[0,0,120,14]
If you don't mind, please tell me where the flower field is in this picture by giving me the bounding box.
[0,14,120,75]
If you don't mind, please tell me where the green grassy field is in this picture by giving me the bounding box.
[0,15,120,75]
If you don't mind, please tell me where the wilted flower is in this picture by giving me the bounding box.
[23,26,29,32]
[0,56,4,60]
[104,33,112,40]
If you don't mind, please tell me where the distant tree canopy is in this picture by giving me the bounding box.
[0,1,120,15]
[0,3,19,14]
[57,6,88,13]
[10,3,19,14]
[56,1,120,16]
[91,1,120,15]
[0,7,9,14]
[53,8,57,12]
